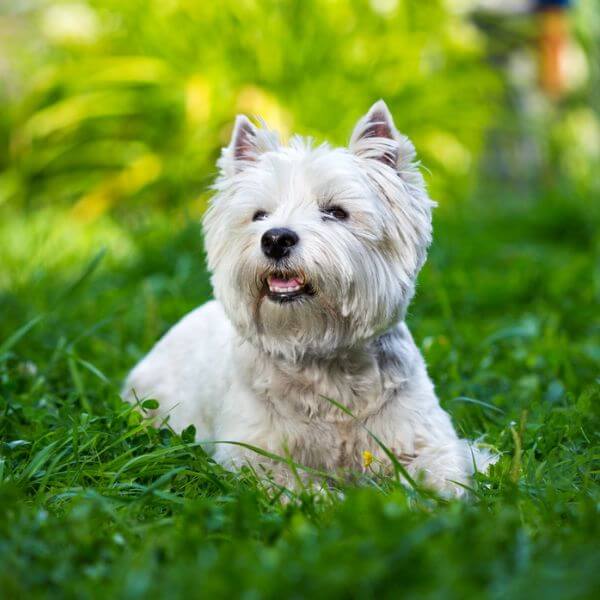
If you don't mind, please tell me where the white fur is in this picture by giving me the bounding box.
[123,101,496,497]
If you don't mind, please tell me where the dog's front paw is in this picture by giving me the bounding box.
[407,440,498,498]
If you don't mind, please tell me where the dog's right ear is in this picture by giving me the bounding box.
[229,115,259,172]
[219,115,279,176]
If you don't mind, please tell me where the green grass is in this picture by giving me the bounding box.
[0,189,599,599]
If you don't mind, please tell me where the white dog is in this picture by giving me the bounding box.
[123,100,495,496]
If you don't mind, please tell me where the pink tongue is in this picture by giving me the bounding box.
[269,276,302,287]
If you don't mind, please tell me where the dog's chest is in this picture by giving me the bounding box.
[247,353,397,469]
[237,332,415,470]
[258,353,386,420]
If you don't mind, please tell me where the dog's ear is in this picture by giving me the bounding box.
[350,100,409,169]
[220,115,279,175]
[229,115,259,171]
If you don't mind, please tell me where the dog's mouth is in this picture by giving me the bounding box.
[263,271,314,303]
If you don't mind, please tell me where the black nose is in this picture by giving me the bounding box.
[261,227,299,260]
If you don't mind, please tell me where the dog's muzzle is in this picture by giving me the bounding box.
[263,271,314,303]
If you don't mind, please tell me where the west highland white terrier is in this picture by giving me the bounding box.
[123,100,495,496]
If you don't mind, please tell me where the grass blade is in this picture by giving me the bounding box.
[0,315,43,357]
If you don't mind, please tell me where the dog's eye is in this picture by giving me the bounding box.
[322,206,348,221]
[252,210,268,222]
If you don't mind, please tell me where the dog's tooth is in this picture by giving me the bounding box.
[268,283,302,294]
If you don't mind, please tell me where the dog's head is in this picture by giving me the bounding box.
[204,100,435,359]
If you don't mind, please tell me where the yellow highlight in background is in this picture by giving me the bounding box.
[72,153,163,222]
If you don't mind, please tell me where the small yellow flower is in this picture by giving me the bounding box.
[362,450,374,468]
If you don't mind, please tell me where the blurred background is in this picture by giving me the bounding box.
[0,0,598,328]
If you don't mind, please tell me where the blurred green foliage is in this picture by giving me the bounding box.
[1,0,504,214]
[474,0,600,194]
[3,1,599,217]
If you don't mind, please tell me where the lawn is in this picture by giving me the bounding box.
[0,187,598,598]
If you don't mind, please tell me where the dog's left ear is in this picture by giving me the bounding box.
[350,100,411,169]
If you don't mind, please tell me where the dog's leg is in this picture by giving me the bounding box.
[405,436,497,497]
[368,359,497,497]
[122,301,234,438]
